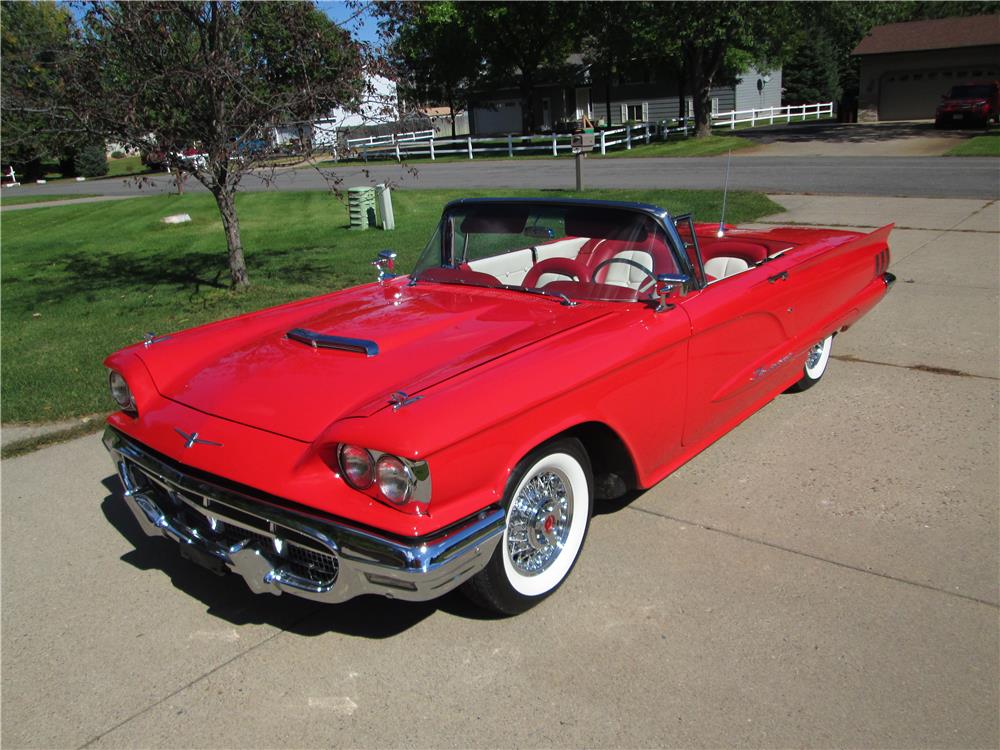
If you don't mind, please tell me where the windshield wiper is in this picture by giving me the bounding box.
[500,284,577,307]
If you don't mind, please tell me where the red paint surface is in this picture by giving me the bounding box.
[106,221,894,538]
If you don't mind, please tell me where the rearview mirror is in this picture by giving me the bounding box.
[524,226,555,239]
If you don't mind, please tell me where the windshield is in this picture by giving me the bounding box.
[412,203,679,303]
[949,85,994,99]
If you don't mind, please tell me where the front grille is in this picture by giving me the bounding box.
[123,459,339,586]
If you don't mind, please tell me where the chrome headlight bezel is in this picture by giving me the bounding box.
[108,370,136,413]
[338,444,376,490]
[337,443,431,510]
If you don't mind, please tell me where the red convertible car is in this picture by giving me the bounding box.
[104,198,894,614]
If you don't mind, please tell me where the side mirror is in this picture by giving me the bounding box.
[655,273,691,311]
[372,249,397,283]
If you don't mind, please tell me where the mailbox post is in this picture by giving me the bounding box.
[570,131,595,191]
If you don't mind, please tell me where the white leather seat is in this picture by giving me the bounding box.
[601,250,655,290]
[704,256,750,282]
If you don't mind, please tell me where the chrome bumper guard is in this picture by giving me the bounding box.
[103,427,504,604]
[882,271,896,290]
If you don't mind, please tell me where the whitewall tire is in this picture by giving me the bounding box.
[788,335,833,392]
[463,438,593,615]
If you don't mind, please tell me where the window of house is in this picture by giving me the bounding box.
[620,102,648,122]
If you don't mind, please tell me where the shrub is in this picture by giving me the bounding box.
[74,143,108,177]
[110,149,125,159]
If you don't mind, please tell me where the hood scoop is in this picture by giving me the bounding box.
[286,328,379,357]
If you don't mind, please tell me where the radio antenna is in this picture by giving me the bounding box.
[717,149,732,238]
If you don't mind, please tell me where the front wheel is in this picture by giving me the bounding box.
[462,438,593,615]
[787,335,833,392]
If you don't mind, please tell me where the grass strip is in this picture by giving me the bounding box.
[943,129,1000,157]
[1,187,782,422]
[1,419,106,459]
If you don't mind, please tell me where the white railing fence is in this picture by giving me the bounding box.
[343,102,834,162]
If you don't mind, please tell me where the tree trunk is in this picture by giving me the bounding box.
[519,72,535,134]
[212,186,250,289]
[677,61,687,125]
[690,47,714,138]
[605,68,612,126]
[448,92,456,139]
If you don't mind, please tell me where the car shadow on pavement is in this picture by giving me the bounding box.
[100,477,499,637]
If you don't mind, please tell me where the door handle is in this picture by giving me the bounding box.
[767,271,789,283]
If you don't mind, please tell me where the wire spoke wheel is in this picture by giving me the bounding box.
[463,438,593,615]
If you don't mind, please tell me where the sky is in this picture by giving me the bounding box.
[317,1,383,45]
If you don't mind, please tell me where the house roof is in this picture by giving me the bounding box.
[853,14,1000,56]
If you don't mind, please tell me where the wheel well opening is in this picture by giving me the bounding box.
[559,422,637,499]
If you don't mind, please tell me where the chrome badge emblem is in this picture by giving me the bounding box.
[174,428,223,449]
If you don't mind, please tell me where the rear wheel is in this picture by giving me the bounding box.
[787,335,833,392]
[462,438,592,615]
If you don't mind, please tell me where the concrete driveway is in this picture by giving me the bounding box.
[734,120,977,157]
[2,195,997,748]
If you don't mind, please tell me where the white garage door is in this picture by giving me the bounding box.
[880,65,999,120]
[473,101,522,134]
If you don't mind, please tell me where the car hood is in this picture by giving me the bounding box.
[137,280,610,442]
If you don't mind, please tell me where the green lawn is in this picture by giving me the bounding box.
[106,154,160,178]
[1,187,781,422]
[1,193,99,206]
[601,134,755,158]
[944,130,1000,156]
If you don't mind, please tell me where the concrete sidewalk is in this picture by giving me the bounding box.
[1,194,997,748]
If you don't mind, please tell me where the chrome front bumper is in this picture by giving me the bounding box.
[103,427,504,604]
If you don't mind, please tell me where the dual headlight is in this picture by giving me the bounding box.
[338,444,429,507]
[108,370,136,413]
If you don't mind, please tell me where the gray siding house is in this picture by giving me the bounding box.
[470,63,782,135]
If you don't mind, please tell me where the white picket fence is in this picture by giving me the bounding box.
[344,101,834,162]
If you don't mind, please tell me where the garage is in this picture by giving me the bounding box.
[854,14,1000,122]
[880,65,999,120]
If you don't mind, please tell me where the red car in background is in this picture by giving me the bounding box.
[103,198,895,615]
[935,81,1000,128]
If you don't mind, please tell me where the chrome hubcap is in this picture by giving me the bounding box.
[806,340,826,369]
[507,470,573,576]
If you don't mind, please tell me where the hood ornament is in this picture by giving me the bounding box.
[389,391,422,411]
[174,428,223,449]
[143,332,171,348]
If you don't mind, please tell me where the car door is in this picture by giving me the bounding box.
[673,219,802,447]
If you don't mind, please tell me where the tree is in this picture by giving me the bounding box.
[653,2,798,137]
[0,0,77,180]
[580,3,655,126]
[388,2,480,138]
[38,1,365,290]
[465,2,584,134]
[782,29,841,105]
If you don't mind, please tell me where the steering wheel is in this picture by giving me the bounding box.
[522,257,592,288]
[590,257,658,294]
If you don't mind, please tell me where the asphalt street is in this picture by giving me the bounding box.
[2,194,997,748]
[3,154,998,202]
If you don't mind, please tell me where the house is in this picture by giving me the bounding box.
[271,74,399,150]
[419,106,470,137]
[470,57,782,135]
[853,15,1000,122]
